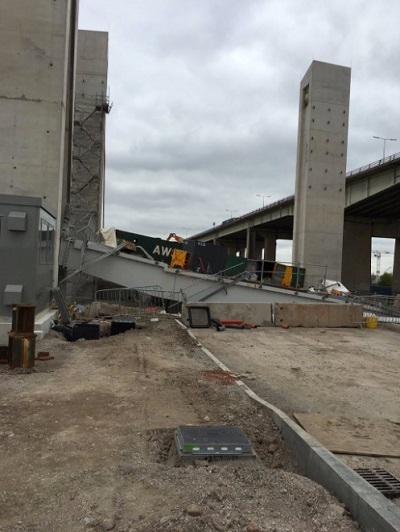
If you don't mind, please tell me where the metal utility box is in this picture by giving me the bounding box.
[0,195,56,317]
[175,425,256,462]
[7,211,27,231]
[64,322,100,342]
[4,285,23,305]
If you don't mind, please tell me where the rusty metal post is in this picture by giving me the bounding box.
[8,332,36,369]
[11,304,36,334]
[8,305,36,369]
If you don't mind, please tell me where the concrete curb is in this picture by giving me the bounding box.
[0,308,57,344]
[178,321,400,532]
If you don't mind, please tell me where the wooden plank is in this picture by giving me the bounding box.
[293,413,400,458]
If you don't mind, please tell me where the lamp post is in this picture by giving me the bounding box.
[225,209,238,218]
[256,194,271,207]
[373,136,397,160]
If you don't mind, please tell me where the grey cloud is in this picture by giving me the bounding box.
[80,0,400,247]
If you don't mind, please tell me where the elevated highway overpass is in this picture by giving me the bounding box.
[191,152,400,292]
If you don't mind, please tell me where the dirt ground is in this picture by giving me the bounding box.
[0,317,360,532]
[194,324,400,507]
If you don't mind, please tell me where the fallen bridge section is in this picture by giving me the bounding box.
[59,239,345,305]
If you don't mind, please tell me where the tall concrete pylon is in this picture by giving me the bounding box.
[292,61,351,286]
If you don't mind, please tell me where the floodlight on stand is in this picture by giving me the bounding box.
[187,306,211,328]
[372,136,397,160]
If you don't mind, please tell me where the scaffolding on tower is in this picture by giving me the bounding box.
[66,91,112,303]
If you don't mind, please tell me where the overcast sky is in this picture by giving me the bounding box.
[78,1,399,272]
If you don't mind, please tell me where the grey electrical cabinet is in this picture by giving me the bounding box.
[0,195,56,317]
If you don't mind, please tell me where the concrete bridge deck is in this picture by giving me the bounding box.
[190,152,400,292]
[192,152,400,243]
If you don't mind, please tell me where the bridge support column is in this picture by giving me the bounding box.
[264,235,277,261]
[292,61,351,286]
[392,238,400,294]
[222,241,236,255]
[246,228,256,259]
[254,240,263,260]
[342,219,371,292]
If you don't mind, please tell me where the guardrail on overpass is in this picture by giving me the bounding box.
[346,151,400,178]
[191,151,400,241]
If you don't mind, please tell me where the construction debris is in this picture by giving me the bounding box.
[35,352,54,361]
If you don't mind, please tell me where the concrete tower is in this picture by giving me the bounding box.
[71,30,110,243]
[0,0,79,340]
[292,61,351,286]
[66,30,110,302]
[0,0,79,279]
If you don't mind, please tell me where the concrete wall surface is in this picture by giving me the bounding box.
[75,30,108,105]
[274,303,362,327]
[183,302,273,327]
[0,0,77,212]
[67,30,109,303]
[71,30,108,243]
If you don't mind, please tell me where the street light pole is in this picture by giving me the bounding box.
[373,136,397,160]
[225,209,238,218]
[256,194,271,207]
